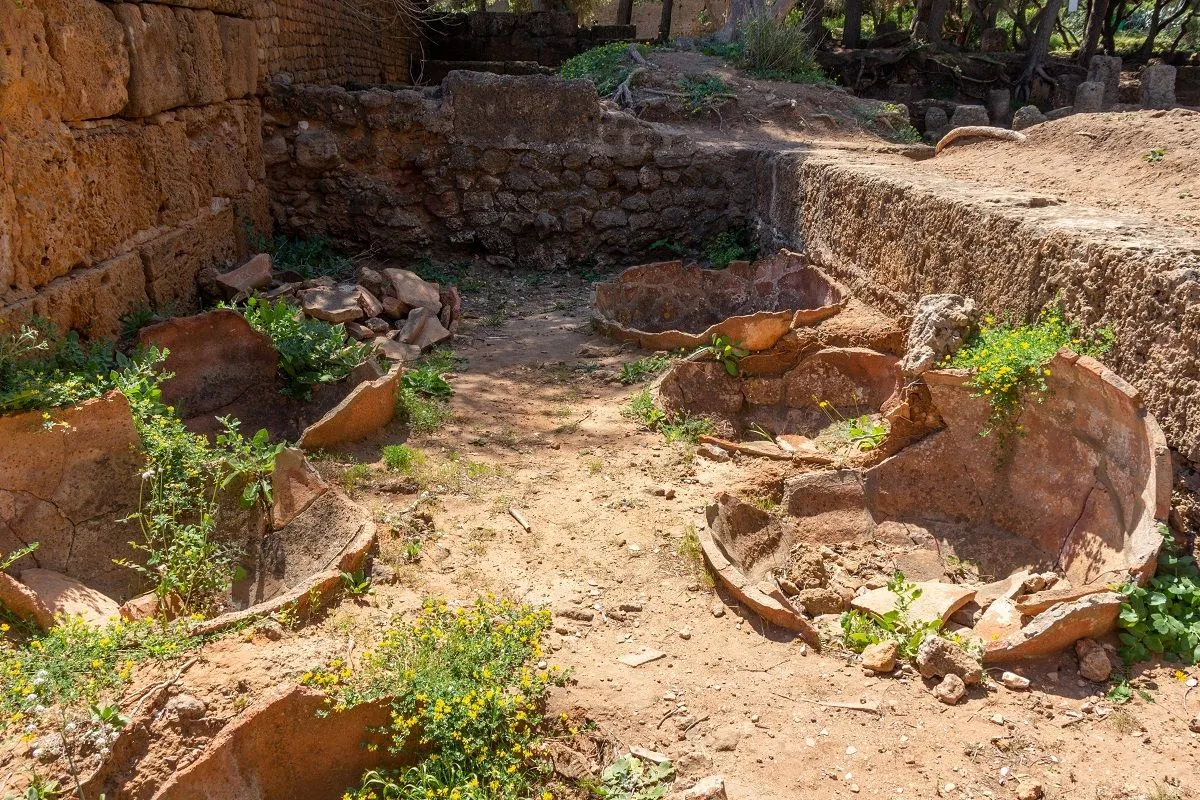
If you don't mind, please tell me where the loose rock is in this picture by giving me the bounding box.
[860,641,898,673]
[1075,638,1113,682]
[681,776,727,800]
[933,673,966,705]
[915,636,983,685]
[899,294,978,376]
[998,671,1031,690]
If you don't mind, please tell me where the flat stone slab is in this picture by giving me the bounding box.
[984,592,1123,663]
[619,649,666,667]
[851,581,976,626]
[20,568,120,627]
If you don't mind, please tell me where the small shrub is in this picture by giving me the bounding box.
[1143,147,1167,163]
[340,463,373,494]
[679,74,734,114]
[395,353,459,435]
[814,398,888,452]
[947,305,1113,444]
[409,254,481,291]
[739,13,827,84]
[238,297,372,400]
[305,596,566,800]
[702,228,758,269]
[619,354,673,385]
[699,333,748,376]
[597,754,675,799]
[559,42,646,95]
[1117,528,1200,665]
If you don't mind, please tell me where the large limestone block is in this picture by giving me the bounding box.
[217,15,257,99]
[139,203,246,311]
[173,7,226,107]
[1140,64,1176,109]
[19,569,120,627]
[0,1,64,124]
[41,0,129,120]
[115,2,189,118]
[1086,55,1122,108]
[2,252,150,339]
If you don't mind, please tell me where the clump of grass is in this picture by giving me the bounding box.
[559,42,648,95]
[677,524,714,588]
[340,462,374,494]
[839,572,981,662]
[396,353,460,435]
[738,12,827,83]
[619,354,673,385]
[947,305,1113,445]
[624,388,713,444]
[382,444,424,473]
[251,233,353,279]
[302,596,569,800]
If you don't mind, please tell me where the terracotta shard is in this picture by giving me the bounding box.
[851,581,976,626]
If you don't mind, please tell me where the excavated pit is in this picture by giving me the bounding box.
[592,251,848,352]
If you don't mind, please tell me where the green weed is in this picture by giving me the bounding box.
[738,13,828,84]
[679,74,735,114]
[840,572,979,662]
[1143,147,1167,163]
[619,354,673,385]
[382,444,425,473]
[947,305,1113,445]
[1117,528,1200,664]
[702,228,758,269]
[700,334,748,377]
[304,597,567,800]
[238,297,372,400]
[624,389,714,445]
[596,754,675,799]
[559,42,647,95]
[396,356,457,435]
[252,233,353,280]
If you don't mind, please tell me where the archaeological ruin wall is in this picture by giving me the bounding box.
[262,72,758,271]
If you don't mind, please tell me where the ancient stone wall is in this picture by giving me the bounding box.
[0,0,268,338]
[423,11,634,71]
[756,151,1200,465]
[263,72,756,270]
[252,0,417,86]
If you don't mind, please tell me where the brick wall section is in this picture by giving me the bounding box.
[263,72,756,270]
[252,0,416,86]
[0,0,268,338]
[424,12,635,69]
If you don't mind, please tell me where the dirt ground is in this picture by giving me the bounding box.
[918,108,1200,238]
[42,270,1195,800]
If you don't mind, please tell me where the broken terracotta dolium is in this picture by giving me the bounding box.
[592,251,846,352]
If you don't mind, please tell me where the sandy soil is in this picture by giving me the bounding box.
[918,109,1200,238]
[26,271,1193,800]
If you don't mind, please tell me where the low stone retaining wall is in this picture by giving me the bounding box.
[263,72,757,270]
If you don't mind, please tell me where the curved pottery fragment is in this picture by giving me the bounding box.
[593,251,846,352]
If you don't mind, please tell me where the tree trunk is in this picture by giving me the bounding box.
[657,0,675,43]
[1079,0,1109,64]
[1019,0,1066,88]
[1135,0,1193,59]
[1170,4,1198,51]
[616,0,633,25]
[927,0,951,45]
[716,0,753,42]
[844,0,863,46]
[801,0,826,47]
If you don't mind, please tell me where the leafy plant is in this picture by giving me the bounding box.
[0,320,159,416]
[648,238,686,256]
[1117,528,1200,664]
[619,354,673,385]
[679,74,735,115]
[409,254,481,291]
[340,569,373,597]
[947,305,1114,446]
[702,228,758,269]
[1,542,39,572]
[847,414,888,451]
[215,416,285,508]
[701,334,748,377]
[624,389,713,444]
[597,755,675,799]
[395,354,458,435]
[403,539,423,564]
[238,297,371,399]
[306,597,566,800]
[839,572,976,661]
[559,42,646,95]
[1143,147,1167,163]
[251,233,353,280]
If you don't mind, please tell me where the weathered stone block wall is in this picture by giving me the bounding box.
[263,72,756,270]
[424,12,635,69]
[0,0,268,338]
[758,152,1200,464]
[252,0,416,86]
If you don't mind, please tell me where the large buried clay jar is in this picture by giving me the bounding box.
[704,349,1170,661]
[0,393,375,630]
[139,310,401,448]
[593,252,846,351]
